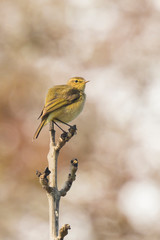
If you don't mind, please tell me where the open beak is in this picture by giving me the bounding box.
[85,80,90,84]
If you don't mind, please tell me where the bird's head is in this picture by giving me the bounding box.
[67,77,89,91]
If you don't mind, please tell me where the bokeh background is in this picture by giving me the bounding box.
[1,0,160,239]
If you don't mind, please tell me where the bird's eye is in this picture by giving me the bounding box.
[75,80,78,83]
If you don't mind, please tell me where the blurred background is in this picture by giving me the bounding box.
[1,0,160,239]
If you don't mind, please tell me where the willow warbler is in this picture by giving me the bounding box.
[33,77,89,139]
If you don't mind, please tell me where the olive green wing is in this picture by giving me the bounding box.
[37,85,67,119]
[41,87,80,119]
[45,85,67,104]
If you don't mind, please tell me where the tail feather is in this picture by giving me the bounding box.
[33,119,46,140]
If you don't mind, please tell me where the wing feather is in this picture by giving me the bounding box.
[41,87,80,119]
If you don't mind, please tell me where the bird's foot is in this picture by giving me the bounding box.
[61,131,68,140]
[69,125,77,134]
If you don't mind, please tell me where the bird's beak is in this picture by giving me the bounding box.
[85,80,90,84]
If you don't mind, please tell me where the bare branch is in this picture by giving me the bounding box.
[60,159,78,197]
[36,167,52,193]
[47,127,60,238]
[55,126,77,151]
[56,224,71,240]
[49,121,56,145]
[37,122,78,240]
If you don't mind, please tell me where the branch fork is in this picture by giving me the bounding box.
[36,123,78,240]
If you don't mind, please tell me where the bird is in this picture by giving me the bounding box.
[33,77,89,139]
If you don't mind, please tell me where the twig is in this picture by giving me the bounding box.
[56,224,71,240]
[60,159,78,197]
[55,125,77,151]
[36,167,52,193]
